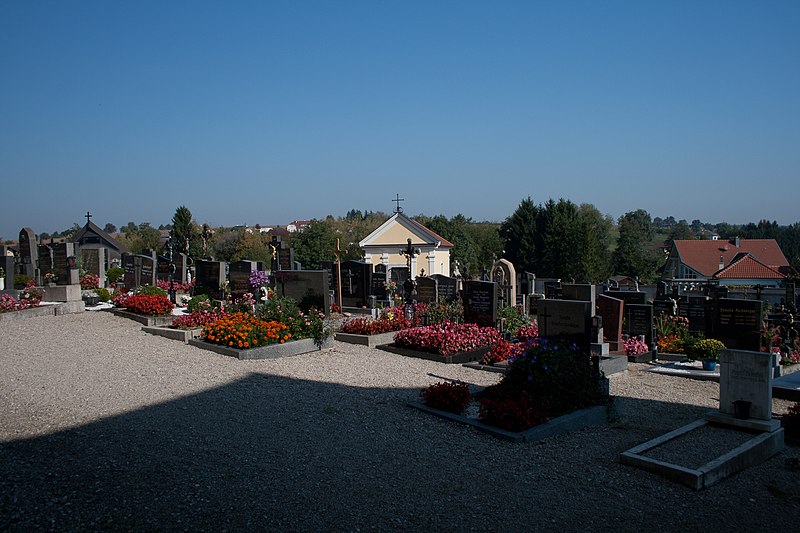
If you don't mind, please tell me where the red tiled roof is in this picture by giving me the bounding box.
[406,215,455,247]
[673,239,788,276]
[714,254,786,279]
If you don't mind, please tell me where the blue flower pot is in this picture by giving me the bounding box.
[702,359,717,371]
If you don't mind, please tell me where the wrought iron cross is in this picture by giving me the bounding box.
[85,211,92,224]
[392,194,404,213]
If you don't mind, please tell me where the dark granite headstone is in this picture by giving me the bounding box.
[415,276,437,304]
[371,264,387,297]
[37,244,55,282]
[653,297,676,317]
[537,299,592,352]
[194,259,227,299]
[229,260,258,298]
[140,252,156,287]
[624,304,654,345]
[430,274,458,303]
[596,294,624,348]
[81,247,107,287]
[562,284,596,306]
[19,228,37,278]
[687,296,709,334]
[605,290,647,306]
[462,280,498,327]
[338,260,371,307]
[712,298,763,351]
[272,270,331,312]
[2,255,15,290]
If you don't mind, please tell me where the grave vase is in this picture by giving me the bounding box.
[701,359,717,371]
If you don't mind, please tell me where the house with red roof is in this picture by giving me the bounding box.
[661,238,789,287]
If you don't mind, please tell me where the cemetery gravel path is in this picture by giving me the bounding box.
[1,311,799,532]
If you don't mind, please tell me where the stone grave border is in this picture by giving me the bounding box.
[113,309,174,327]
[377,343,489,364]
[410,401,612,443]
[188,337,334,361]
[0,302,85,323]
[463,355,628,376]
[619,419,784,490]
[142,326,203,344]
[334,331,396,348]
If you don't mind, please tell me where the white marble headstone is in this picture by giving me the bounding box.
[719,349,773,420]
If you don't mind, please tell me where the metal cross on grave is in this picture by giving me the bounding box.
[392,194,405,214]
[331,238,343,311]
[399,238,421,319]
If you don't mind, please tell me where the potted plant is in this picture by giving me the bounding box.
[690,338,726,371]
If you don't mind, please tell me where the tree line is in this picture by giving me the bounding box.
[23,201,800,283]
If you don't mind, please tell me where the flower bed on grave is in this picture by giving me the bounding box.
[0,281,43,313]
[188,296,333,360]
[379,321,502,364]
[336,305,419,347]
[413,339,611,440]
[112,287,176,326]
[479,323,539,365]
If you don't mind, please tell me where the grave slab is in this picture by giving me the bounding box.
[377,343,489,364]
[142,326,203,344]
[773,371,800,401]
[410,401,610,443]
[113,309,175,327]
[334,331,396,348]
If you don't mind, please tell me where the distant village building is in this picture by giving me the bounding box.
[662,238,788,287]
[359,212,453,281]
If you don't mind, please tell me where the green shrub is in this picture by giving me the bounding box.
[187,294,221,313]
[498,305,531,334]
[136,285,168,297]
[106,266,124,284]
[95,287,111,302]
[14,274,32,289]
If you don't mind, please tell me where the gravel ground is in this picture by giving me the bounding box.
[1,311,799,532]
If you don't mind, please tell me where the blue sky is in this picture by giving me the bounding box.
[2,1,798,239]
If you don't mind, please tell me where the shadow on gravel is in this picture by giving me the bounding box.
[1,375,797,532]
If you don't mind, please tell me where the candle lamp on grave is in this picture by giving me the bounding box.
[399,238,421,321]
